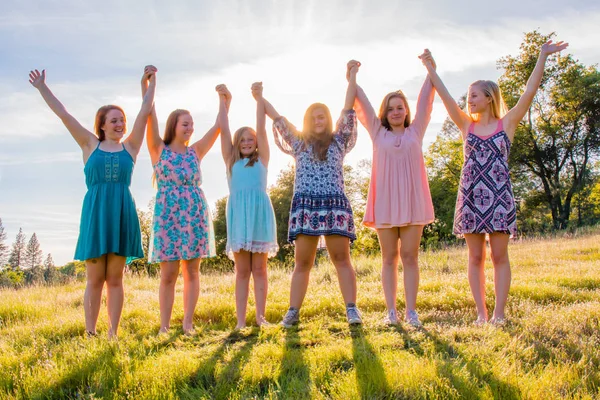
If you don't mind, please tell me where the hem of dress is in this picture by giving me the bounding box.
[289,230,356,244]
[453,230,516,239]
[226,244,279,260]
[74,252,144,264]
[363,218,435,229]
[150,253,217,263]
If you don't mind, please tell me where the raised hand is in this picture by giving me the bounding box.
[251,82,263,100]
[541,40,569,57]
[215,84,231,101]
[418,49,436,70]
[346,60,361,81]
[28,69,46,89]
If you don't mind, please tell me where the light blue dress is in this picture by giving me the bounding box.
[226,158,278,258]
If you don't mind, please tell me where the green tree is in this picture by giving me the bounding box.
[212,196,228,256]
[498,30,600,229]
[128,200,160,276]
[8,228,26,270]
[24,233,43,269]
[268,164,296,260]
[43,253,59,285]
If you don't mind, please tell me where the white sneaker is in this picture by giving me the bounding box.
[280,308,300,328]
[405,310,422,328]
[346,306,363,325]
[383,309,399,326]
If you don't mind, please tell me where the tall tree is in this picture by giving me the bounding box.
[0,218,8,268]
[212,196,228,256]
[268,164,296,259]
[498,30,600,229]
[24,233,43,269]
[128,200,159,276]
[7,228,26,270]
[43,253,58,284]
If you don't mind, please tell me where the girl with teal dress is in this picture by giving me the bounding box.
[144,69,229,335]
[29,66,157,338]
[220,83,278,329]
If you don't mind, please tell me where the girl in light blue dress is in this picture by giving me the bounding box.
[220,83,278,328]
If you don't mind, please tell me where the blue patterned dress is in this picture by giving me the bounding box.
[454,120,517,236]
[149,146,216,262]
[273,110,357,243]
[74,143,143,261]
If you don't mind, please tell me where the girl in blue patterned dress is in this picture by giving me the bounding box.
[220,83,278,329]
[29,66,157,338]
[262,63,363,327]
[143,69,230,334]
[420,40,568,325]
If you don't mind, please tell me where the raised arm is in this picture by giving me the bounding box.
[252,82,270,166]
[29,69,97,153]
[411,75,435,141]
[343,61,358,111]
[261,96,281,121]
[219,85,234,164]
[347,60,381,138]
[125,65,157,160]
[192,84,228,160]
[141,66,164,166]
[419,49,472,138]
[503,40,568,140]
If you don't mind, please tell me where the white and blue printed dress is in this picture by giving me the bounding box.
[273,110,357,243]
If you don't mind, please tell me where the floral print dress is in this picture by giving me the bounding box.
[273,110,358,243]
[149,146,216,262]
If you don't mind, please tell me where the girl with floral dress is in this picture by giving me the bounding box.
[143,68,230,334]
[29,66,156,338]
[220,82,278,329]
[419,40,568,324]
[262,63,362,327]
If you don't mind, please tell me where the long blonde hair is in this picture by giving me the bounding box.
[378,91,411,130]
[468,80,508,121]
[227,126,260,175]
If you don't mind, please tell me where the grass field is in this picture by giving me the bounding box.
[1,230,599,399]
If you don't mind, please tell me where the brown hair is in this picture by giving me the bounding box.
[227,127,260,175]
[468,80,508,121]
[94,105,126,141]
[164,109,191,145]
[378,91,411,130]
[302,103,333,161]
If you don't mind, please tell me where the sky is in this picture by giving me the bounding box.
[1,0,599,265]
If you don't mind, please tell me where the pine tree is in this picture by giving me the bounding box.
[24,233,43,269]
[43,253,58,285]
[0,218,8,268]
[8,228,26,270]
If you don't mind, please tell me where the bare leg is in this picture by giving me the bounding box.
[233,250,252,328]
[159,261,180,333]
[464,234,488,322]
[324,235,357,305]
[84,255,107,335]
[289,235,319,309]
[250,252,269,325]
[105,253,126,338]
[489,233,511,322]
[376,228,400,313]
[399,225,424,318]
[181,258,200,333]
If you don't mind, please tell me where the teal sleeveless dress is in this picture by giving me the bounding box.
[74,143,143,261]
[226,158,278,259]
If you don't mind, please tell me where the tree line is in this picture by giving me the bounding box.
[1,31,598,288]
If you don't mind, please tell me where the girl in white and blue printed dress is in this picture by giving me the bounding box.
[220,83,278,329]
[262,63,363,327]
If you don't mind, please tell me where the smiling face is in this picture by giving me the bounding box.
[238,129,257,157]
[386,96,408,128]
[174,113,194,143]
[467,84,491,115]
[101,109,126,140]
[311,107,328,135]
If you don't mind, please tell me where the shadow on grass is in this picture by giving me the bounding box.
[350,325,391,399]
[184,329,259,398]
[277,327,311,399]
[421,327,521,399]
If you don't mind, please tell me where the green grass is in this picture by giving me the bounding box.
[1,231,600,399]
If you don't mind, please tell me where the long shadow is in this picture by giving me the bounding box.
[421,327,521,399]
[350,325,391,399]
[277,327,311,399]
[185,329,256,394]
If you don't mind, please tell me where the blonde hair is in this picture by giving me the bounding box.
[379,91,411,130]
[468,80,508,121]
[227,126,259,175]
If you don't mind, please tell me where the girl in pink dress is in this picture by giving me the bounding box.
[419,40,567,325]
[143,68,230,334]
[351,57,435,327]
